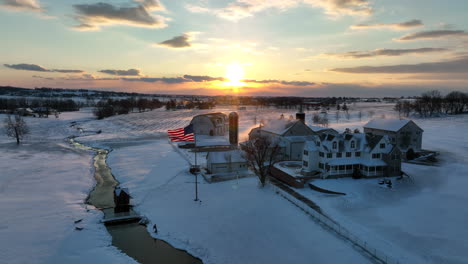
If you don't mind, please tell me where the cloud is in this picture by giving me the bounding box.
[322,47,448,59]
[351,19,423,30]
[243,79,315,86]
[0,0,42,12]
[183,75,225,82]
[73,0,167,31]
[397,30,468,41]
[4,63,84,73]
[5,63,48,72]
[304,0,372,17]
[330,56,468,74]
[32,75,54,80]
[157,34,192,48]
[122,74,227,84]
[52,69,84,73]
[123,77,191,84]
[186,0,372,21]
[99,69,141,76]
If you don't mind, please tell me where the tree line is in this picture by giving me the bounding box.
[395,90,468,117]
[165,99,215,110]
[93,98,163,119]
[0,97,80,112]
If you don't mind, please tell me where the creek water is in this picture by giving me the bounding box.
[69,138,202,264]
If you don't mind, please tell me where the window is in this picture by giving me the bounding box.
[380,143,385,149]
[319,152,324,157]
[372,153,380,159]
[416,131,420,135]
[346,152,351,157]
[350,141,355,148]
[316,141,321,146]
[304,150,308,156]
[333,141,337,149]
[339,165,345,170]
[336,152,342,158]
[392,154,401,160]
[303,161,308,167]
[327,153,332,158]
[319,163,324,169]
[355,152,361,157]
[346,165,352,170]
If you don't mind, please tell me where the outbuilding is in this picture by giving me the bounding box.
[206,150,248,174]
[191,113,228,136]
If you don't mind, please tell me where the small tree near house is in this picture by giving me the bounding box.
[240,136,282,187]
[4,115,29,144]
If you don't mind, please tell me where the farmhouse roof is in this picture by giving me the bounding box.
[364,119,421,132]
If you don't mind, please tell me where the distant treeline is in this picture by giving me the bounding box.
[94,98,163,119]
[0,97,80,112]
[395,90,468,117]
[165,99,215,110]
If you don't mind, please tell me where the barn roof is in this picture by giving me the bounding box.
[364,119,422,132]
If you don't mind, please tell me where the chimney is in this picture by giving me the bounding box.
[296,104,305,123]
[229,112,239,146]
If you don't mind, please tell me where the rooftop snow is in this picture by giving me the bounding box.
[364,119,411,132]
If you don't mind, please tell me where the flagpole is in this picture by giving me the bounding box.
[194,130,199,201]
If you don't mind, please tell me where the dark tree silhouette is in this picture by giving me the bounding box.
[4,115,29,144]
[240,136,281,187]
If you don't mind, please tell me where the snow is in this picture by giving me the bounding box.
[0,111,135,264]
[104,139,369,264]
[297,114,468,264]
[364,119,411,132]
[2,102,468,264]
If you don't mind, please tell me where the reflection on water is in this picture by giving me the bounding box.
[70,137,202,264]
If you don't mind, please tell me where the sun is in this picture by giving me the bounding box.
[224,63,245,87]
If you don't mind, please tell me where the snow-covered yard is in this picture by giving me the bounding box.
[0,111,136,264]
[297,114,468,264]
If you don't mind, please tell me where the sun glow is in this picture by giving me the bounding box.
[224,63,245,87]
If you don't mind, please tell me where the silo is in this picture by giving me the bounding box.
[229,112,239,145]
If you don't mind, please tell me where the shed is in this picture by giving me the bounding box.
[206,150,248,174]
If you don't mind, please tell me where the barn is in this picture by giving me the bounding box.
[191,113,228,136]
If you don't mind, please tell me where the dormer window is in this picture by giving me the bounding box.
[380,143,385,149]
[351,141,355,148]
[316,141,321,147]
[332,142,337,149]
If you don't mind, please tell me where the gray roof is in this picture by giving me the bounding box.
[364,119,422,132]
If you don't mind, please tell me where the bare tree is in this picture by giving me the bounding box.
[240,136,281,187]
[4,115,29,144]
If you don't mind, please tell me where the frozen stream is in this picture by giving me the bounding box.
[69,138,202,264]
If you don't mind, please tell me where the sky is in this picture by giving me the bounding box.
[1,0,468,97]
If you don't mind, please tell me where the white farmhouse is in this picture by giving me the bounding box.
[191,113,228,136]
[364,119,423,153]
[302,132,402,178]
[248,119,336,161]
[206,150,248,174]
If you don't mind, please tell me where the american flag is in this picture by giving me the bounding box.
[167,124,195,142]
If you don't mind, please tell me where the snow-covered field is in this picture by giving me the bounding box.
[297,114,468,264]
[1,102,467,264]
[0,111,136,264]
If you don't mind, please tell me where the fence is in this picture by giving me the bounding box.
[273,186,400,264]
